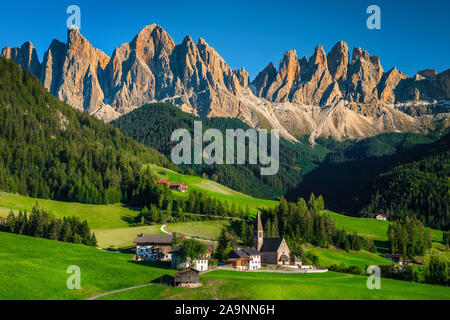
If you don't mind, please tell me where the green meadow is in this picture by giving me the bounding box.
[1,232,449,300]
[0,191,139,229]
[148,164,278,215]
[0,231,175,300]
[0,190,444,251]
[165,221,229,241]
[99,270,450,300]
[94,225,164,248]
[304,245,392,269]
[323,210,444,243]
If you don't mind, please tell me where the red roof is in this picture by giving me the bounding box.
[156,180,170,184]
[169,182,187,187]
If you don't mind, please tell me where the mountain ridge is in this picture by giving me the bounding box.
[2,24,449,142]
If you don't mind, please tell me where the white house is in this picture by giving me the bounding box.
[170,244,214,272]
[243,248,262,270]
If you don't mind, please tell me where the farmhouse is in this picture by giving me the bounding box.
[382,253,406,265]
[227,249,250,271]
[376,214,387,221]
[156,180,189,192]
[0,216,7,225]
[134,234,174,261]
[171,244,214,271]
[169,182,189,193]
[253,212,291,265]
[227,248,262,270]
[174,268,201,288]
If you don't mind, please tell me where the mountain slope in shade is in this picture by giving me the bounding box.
[2,24,449,141]
[0,57,174,206]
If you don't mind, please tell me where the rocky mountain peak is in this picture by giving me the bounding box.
[1,26,449,142]
[130,24,175,66]
[309,45,327,67]
[252,62,277,97]
[418,69,438,79]
[378,66,409,103]
[1,41,41,77]
[347,47,384,102]
[67,26,82,44]
[279,49,301,83]
[327,41,349,81]
[197,37,235,91]
[352,47,370,63]
[234,67,249,89]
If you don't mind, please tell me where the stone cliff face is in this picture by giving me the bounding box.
[251,42,449,141]
[1,42,41,78]
[2,24,449,141]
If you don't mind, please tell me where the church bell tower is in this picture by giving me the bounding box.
[253,212,264,251]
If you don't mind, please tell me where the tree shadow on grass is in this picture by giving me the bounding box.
[120,206,142,226]
[128,260,172,270]
[151,274,174,286]
[227,220,242,236]
[374,240,390,254]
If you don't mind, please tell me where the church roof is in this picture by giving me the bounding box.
[243,248,262,256]
[279,254,289,262]
[260,238,284,253]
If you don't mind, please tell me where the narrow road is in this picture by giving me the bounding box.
[160,224,170,235]
[85,283,154,300]
[161,224,217,243]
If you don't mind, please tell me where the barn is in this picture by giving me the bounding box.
[174,268,201,288]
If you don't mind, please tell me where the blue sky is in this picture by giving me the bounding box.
[1,0,448,79]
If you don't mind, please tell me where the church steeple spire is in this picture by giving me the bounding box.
[256,211,263,231]
[253,212,264,251]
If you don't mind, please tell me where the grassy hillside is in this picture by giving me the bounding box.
[304,245,392,269]
[0,192,139,229]
[94,225,164,248]
[323,210,389,241]
[165,221,229,241]
[2,232,449,300]
[99,270,450,300]
[1,190,443,249]
[324,210,443,243]
[0,191,233,247]
[149,164,278,215]
[0,231,175,300]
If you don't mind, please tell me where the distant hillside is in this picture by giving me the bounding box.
[112,103,446,209]
[362,133,450,230]
[0,58,174,205]
[289,131,450,230]
[111,103,327,199]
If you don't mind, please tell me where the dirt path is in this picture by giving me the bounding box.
[85,283,154,300]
